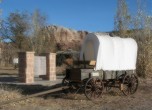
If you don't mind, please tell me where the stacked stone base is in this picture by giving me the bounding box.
[46,53,56,81]
[18,52,56,83]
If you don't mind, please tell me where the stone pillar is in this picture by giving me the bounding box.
[18,52,34,83]
[46,53,56,81]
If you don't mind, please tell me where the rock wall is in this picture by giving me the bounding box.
[45,25,88,51]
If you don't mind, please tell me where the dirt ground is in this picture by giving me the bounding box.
[0,67,151,110]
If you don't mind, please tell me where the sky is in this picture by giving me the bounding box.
[0,0,151,32]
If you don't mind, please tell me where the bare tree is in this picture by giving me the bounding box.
[115,0,152,77]
[130,0,152,77]
[114,0,131,36]
[30,10,56,55]
[0,12,30,51]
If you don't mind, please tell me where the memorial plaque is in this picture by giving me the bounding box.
[34,56,46,76]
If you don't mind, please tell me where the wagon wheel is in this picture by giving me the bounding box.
[62,77,71,94]
[122,74,138,96]
[84,78,104,100]
[62,78,77,94]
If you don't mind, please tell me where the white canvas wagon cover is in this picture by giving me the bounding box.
[80,33,138,71]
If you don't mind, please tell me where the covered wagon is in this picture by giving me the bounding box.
[80,33,137,71]
[63,33,138,100]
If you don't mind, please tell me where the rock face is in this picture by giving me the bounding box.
[45,25,88,51]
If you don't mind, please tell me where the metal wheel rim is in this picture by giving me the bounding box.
[84,78,104,100]
[122,74,138,96]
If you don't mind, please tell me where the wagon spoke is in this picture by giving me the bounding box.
[90,91,94,97]
[85,78,103,100]
[128,87,131,94]
[122,74,138,96]
[94,88,102,98]
[87,90,92,95]
[90,79,95,86]
[93,91,96,98]
[85,88,92,92]
[86,85,92,88]
[94,92,99,98]
[130,75,138,94]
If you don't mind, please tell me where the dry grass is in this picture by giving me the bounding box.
[0,85,44,110]
[0,78,151,110]
[0,85,22,109]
